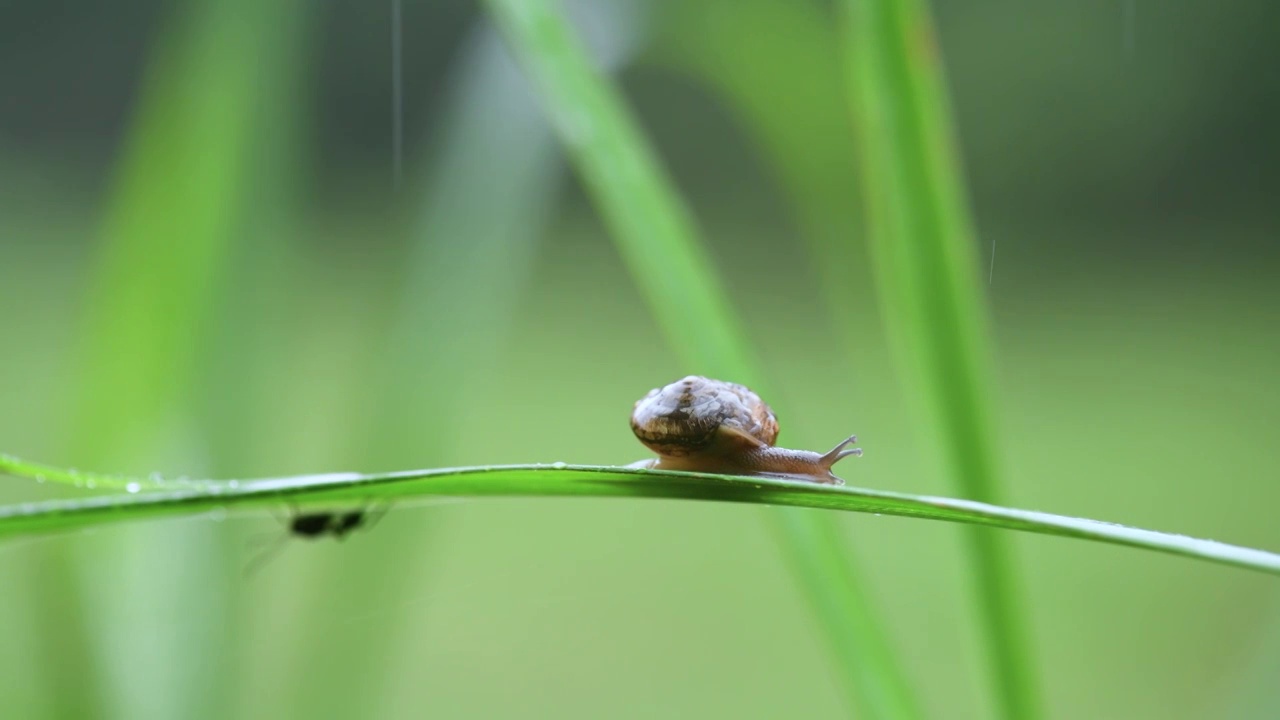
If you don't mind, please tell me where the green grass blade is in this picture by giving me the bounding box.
[372,23,559,467]
[74,0,274,460]
[480,0,753,382]
[481,1,918,716]
[199,0,317,475]
[1,457,1278,576]
[770,510,922,719]
[650,0,866,359]
[296,24,563,720]
[25,2,292,719]
[842,0,1038,717]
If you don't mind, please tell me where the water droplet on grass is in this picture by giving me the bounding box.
[125,482,141,494]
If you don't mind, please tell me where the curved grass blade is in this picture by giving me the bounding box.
[25,2,299,718]
[841,0,1039,716]
[649,0,866,362]
[480,0,918,716]
[1,457,1278,576]
[305,22,563,720]
[480,0,752,382]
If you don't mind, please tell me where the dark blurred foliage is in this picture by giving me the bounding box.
[4,1,1278,254]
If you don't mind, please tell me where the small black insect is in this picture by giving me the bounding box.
[244,504,388,577]
[288,509,371,540]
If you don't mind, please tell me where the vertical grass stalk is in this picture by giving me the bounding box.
[483,1,919,716]
[35,1,298,718]
[840,0,1040,717]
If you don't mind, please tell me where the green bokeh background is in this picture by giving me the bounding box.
[1,1,1278,718]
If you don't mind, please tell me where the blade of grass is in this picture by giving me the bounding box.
[312,22,562,720]
[37,1,298,718]
[649,0,867,364]
[842,0,1038,717]
[183,4,319,720]
[2,457,1279,576]
[481,0,753,382]
[199,0,317,475]
[480,3,913,716]
[770,509,924,717]
[371,23,560,467]
[480,2,912,717]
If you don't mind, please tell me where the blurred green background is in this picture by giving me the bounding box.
[2,1,1278,718]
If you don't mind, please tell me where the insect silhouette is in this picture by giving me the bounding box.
[288,509,373,539]
[243,504,389,578]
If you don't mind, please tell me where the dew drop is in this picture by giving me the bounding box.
[125,482,141,494]
[550,461,567,469]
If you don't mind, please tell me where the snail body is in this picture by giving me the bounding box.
[629,375,860,485]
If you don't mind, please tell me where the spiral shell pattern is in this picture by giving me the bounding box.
[630,376,779,457]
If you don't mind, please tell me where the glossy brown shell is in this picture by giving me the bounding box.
[630,376,779,457]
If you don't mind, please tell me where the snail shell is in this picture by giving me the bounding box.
[629,375,860,484]
[630,375,778,457]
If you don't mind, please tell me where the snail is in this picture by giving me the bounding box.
[628,375,861,485]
